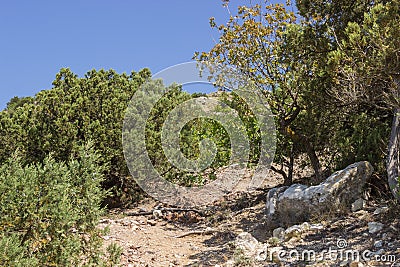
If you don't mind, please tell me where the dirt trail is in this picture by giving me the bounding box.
[100,211,213,266]
[100,170,400,267]
[100,182,273,267]
[100,200,240,266]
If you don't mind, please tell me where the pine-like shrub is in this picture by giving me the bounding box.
[0,143,121,266]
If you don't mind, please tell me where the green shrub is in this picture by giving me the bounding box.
[329,109,390,174]
[143,87,261,187]
[0,143,121,267]
[0,68,151,207]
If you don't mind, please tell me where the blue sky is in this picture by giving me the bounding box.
[0,1,286,110]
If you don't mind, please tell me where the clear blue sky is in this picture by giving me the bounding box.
[0,0,286,110]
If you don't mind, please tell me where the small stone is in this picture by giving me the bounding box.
[374,240,383,248]
[272,227,285,240]
[373,206,388,215]
[284,225,302,239]
[153,209,163,218]
[340,260,349,266]
[234,232,259,256]
[374,248,385,255]
[351,198,365,212]
[368,222,384,234]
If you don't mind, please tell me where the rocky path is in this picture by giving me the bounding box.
[100,191,400,267]
[100,207,228,266]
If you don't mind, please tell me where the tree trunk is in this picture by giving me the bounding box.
[287,144,295,185]
[304,139,322,180]
[387,107,400,201]
[280,125,322,180]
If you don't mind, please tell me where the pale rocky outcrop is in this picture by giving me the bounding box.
[265,161,373,225]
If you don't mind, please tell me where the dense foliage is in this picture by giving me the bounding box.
[196,0,396,194]
[0,68,151,206]
[0,143,121,266]
[0,68,264,201]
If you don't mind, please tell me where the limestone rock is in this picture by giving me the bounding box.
[152,209,163,219]
[374,240,383,248]
[234,232,259,254]
[272,227,285,240]
[373,206,388,215]
[368,222,384,234]
[265,161,373,225]
[284,225,303,239]
[351,198,365,212]
[234,232,269,261]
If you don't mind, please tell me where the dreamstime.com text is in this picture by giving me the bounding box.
[255,239,397,263]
